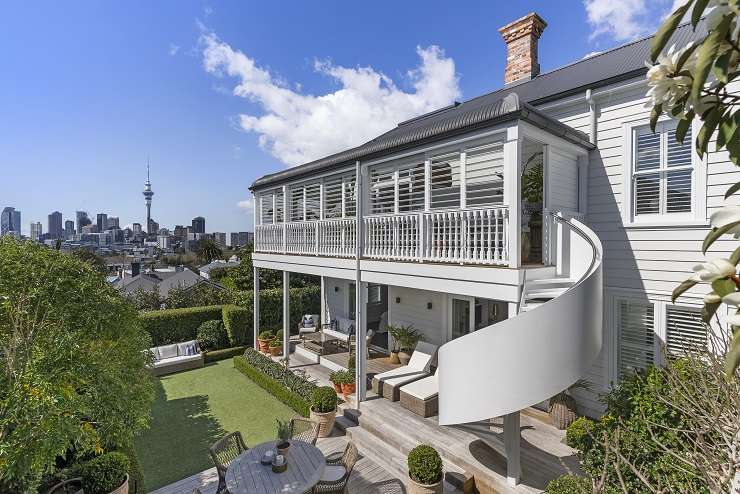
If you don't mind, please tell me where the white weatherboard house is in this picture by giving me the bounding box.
[249,13,731,492]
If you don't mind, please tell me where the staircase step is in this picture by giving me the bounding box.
[334,415,356,433]
[526,277,573,286]
[525,287,568,299]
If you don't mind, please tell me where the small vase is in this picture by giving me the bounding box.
[332,383,342,393]
[389,351,401,364]
[398,351,411,366]
[276,441,290,456]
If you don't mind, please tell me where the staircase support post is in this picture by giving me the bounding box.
[283,271,290,366]
[504,411,521,486]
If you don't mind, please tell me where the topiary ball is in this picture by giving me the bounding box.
[545,474,591,494]
[79,451,130,494]
[311,386,338,413]
[407,444,442,485]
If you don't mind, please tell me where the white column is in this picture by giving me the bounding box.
[504,411,521,486]
[253,266,260,350]
[503,131,521,268]
[282,185,288,253]
[320,276,327,325]
[460,151,467,209]
[423,159,431,212]
[355,160,367,405]
[283,271,290,365]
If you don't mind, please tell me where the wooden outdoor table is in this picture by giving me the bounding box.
[225,440,326,494]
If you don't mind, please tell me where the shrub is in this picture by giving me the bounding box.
[407,445,442,485]
[234,349,318,416]
[140,305,223,345]
[229,286,321,333]
[259,330,275,340]
[204,346,247,363]
[545,475,590,494]
[565,416,596,453]
[275,328,284,341]
[222,305,251,346]
[196,319,229,351]
[312,386,338,413]
[79,452,130,494]
[269,338,282,348]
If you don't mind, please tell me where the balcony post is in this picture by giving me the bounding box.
[253,191,259,251]
[355,160,367,405]
[282,185,288,254]
[503,130,521,268]
[504,411,522,486]
[283,270,290,366]
[253,266,260,350]
[460,151,467,209]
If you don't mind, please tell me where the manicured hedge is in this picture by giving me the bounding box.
[233,349,317,416]
[229,286,320,335]
[222,305,251,345]
[140,305,223,345]
[204,346,247,363]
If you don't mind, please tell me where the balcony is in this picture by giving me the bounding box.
[255,205,510,266]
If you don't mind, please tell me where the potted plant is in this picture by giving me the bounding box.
[269,329,284,357]
[387,325,402,364]
[276,419,291,455]
[548,380,590,430]
[329,370,343,393]
[258,330,274,353]
[79,451,130,494]
[390,325,421,365]
[309,386,338,438]
[340,370,356,400]
[407,444,443,494]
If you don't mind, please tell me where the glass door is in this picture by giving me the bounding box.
[450,297,474,340]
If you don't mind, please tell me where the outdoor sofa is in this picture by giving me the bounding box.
[148,340,203,376]
[371,342,437,401]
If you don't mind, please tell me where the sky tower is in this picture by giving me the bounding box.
[143,162,154,235]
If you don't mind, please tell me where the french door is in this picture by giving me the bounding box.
[450,296,474,340]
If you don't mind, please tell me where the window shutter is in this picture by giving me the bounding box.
[430,151,461,209]
[290,187,303,222]
[635,132,660,171]
[260,194,274,224]
[304,183,321,220]
[398,161,425,212]
[344,175,357,218]
[323,175,343,219]
[369,164,396,214]
[666,126,693,213]
[275,191,284,223]
[466,142,504,207]
[634,174,660,215]
[618,300,655,378]
[666,305,706,355]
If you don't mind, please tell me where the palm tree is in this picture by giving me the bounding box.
[197,238,223,264]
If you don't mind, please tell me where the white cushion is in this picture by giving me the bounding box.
[177,340,199,356]
[323,328,350,342]
[335,317,355,334]
[407,342,438,372]
[400,372,438,400]
[148,347,160,361]
[320,465,346,483]
[158,344,179,359]
[374,366,428,387]
[153,354,202,368]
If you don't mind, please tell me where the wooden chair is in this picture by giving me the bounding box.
[312,442,359,493]
[209,431,248,493]
[290,417,320,445]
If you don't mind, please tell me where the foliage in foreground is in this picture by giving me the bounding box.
[545,474,590,494]
[407,445,443,485]
[0,238,154,492]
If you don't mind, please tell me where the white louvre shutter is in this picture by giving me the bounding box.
[398,161,425,212]
[618,300,655,378]
[305,183,321,220]
[466,142,504,207]
[430,151,461,209]
[665,126,693,213]
[275,191,284,223]
[666,305,706,355]
[290,187,303,222]
[344,174,356,217]
[634,130,661,215]
[260,194,274,224]
[369,164,396,214]
[323,175,343,219]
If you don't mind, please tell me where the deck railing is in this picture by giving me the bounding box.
[255,206,510,265]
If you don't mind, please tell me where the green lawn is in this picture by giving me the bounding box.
[135,359,297,492]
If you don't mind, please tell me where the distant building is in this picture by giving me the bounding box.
[1,207,21,237]
[30,222,42,241]
[96,213,108,232]
[213,232,227,246]
[191,216,205,234]
[64,220,75,238]
[157,234,171,249]
[173,225,187,240]
[48,211,63,239]
[117,268,223,301]
[199,259,241,279]
[132,223,143,235]
[148,219,159,235]
[76,211,91,232]
[107,216,119,229]
[230,231,253,247]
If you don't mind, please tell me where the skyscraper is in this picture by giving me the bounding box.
[48,211,63,239]
[96,213,108,232]
[76,211,91,232]
[30,222,42,241]
[1,207,20,237]
[192,216,205,234]
[64,220,75,238]
[106,216,119,229]
[213,232,227,246]
[143,163,154,235]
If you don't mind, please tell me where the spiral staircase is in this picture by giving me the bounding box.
[437,214,604,426]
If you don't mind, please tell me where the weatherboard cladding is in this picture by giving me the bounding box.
[250,20,706,191]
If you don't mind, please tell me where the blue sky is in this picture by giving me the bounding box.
[0,0,677,235]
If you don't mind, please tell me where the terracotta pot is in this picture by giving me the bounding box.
[310,407,336,438]
[549,393,577,430]
[341,382,356,399]
[269,345,282,357]
[332,383,342,393]
[276,440,290,456]
[389,351,401,364]
[407,476,443,494]
[258,338,272,353]
[398,351,412,366]
[109,474,129,494]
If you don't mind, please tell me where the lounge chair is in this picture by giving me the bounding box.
[399,369,439,417]
[371,342,437,401]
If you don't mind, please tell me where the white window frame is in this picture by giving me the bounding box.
[622,117,706,226]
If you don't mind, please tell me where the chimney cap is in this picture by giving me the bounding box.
[498,12,547,43]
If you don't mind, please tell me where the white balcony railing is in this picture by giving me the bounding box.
[255,206,509,266]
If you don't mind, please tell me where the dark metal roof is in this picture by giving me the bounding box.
[250,20,706,191]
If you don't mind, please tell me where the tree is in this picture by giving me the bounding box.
[69,248,108,275]
[0,238,154,492]
[647,2,740,376]
[165,283,228,309]
[196,238,223,264]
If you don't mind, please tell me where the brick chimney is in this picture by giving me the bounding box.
[499,13,547,85]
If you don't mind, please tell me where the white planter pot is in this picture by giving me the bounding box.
[309,407,336,438]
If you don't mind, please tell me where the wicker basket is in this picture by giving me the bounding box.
[309,407,336,438]
[548,392,577,430]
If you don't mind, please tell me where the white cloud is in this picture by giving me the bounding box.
[237,199,253,211]
[168,43,180,56]
[583,0,653,41]
[199,30,460,167]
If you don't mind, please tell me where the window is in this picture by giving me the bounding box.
[344,175,357,218]
[631,122,694,219]
[430,151,461,209]
[369,164,397,214]
[666,305,706,355]
[466,143,504,207]
[323,175,343,219]
[289,186,304,222]
[260,190,283,224]
[398,161,425,212]
[304,183,321,221]
[617,299,655,379]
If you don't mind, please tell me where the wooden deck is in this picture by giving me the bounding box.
[322,349,401,376]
